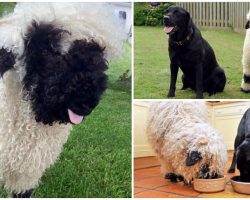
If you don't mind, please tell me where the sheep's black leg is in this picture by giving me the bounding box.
[165,172,178,182]
[12,189,33,198]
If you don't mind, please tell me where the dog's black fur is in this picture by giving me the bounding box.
[164,6,226,99]
[0,20,108,125]
[228,108,250,182]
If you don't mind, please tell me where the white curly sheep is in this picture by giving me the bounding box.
[146,101,227,184]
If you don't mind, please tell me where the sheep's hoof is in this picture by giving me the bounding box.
[165,173,178,182]
[241,88,250,93]
[165,173,184,183]
[12,189,33,198]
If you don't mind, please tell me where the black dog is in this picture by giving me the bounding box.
[163,6,226,99]
[228,108,250,182]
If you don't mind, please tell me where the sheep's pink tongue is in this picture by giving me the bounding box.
[68,109,83,124]
[164,26,174,33]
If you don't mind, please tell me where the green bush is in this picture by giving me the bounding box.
[134,2,174,26]
[134,3,148,26]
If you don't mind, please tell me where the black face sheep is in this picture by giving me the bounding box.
[146,101,227,184]
[0,2,125,197]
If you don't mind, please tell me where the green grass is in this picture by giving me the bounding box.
[0,3,15,16]
[134,26,247,99]
[0,42,131,197]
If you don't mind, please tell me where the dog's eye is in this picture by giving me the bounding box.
[173,10,178,14]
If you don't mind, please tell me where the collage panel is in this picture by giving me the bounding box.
[2,0,250,199]
[134,100,250,198]
[134,2,250,99]
[0,2,131,198]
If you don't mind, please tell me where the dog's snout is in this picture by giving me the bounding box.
[163,15,170,20]
[163,15,170,24]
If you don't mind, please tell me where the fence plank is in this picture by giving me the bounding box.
[175,2,250,33]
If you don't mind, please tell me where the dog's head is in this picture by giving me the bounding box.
[163,6,191,35]
[236,138,250,182]
[1,21,108,125]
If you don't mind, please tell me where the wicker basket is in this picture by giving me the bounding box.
[193,175,226,193]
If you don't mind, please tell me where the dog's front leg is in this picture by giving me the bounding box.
[168,62,179,97]
[195,63,204,99]
[228,151,236,173]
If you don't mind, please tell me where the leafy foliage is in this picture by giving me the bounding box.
[134,2,174,26]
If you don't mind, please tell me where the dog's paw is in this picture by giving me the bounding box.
[167,91,175,97]
[228,167,235,173]
[196,94,204,99]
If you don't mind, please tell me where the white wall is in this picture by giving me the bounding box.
[111,3,132,37]
[208,102,250,149]
[134,102,154,158]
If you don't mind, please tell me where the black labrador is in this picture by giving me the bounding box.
[164,6,226,99]
[228,108,250,182]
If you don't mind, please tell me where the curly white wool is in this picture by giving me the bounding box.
[147,101,227,183]
[242,10,250,91]
[0,3,125,193]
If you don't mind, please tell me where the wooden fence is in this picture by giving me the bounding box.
[175,2,250,33]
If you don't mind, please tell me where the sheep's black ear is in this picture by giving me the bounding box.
[23,20,70,72]
[0,48,15,77]
[245,20,250,29]
[186,151,202,166]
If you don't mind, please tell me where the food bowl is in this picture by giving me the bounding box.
[193,175,226,193]
[231,176,250,195]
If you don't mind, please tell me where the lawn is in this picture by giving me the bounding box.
[134,26,247,99]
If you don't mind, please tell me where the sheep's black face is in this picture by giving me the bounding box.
[22,21,107,125]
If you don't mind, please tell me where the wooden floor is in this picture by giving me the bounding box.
[134,151,250,198]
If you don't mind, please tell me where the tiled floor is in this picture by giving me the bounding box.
[134,152,250,198]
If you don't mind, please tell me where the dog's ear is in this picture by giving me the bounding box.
[0,48,15,77]
[186,151,202,166]
[186,11,190,20]
[186,11,193,31]
[246,20,250,29]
